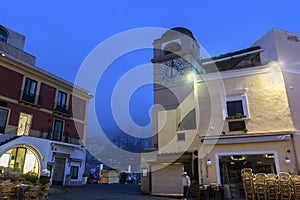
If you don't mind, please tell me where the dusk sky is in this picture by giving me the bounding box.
[1,1,300,155]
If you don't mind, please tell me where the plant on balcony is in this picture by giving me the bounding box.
[226,113,247,120]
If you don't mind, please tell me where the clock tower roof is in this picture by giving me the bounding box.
[161,27,196,41]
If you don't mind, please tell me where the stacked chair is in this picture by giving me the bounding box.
[254,173,268,200]
[241,168,255,200]
[266,173,279,200]
[278,172,292,200]
[291,174,300,200]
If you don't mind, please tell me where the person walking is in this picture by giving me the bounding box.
[182,172,191,200]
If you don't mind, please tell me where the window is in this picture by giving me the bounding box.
[163,42,182,55]
[0,108,8,133]
[228,121,246,131]
[22,78,37,104]
[226,100,245,119]
[224,89,249,120]
[70,166,79,179]
[0,29,7,43]
[53,119,64,141]
[177,109,196,131]
[177,132,185,141]
[224,89,249,132]
[55,91,68,113]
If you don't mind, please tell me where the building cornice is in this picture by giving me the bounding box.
[196,64,276,83]
[0,55,92,99]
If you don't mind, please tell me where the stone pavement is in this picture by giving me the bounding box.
[48,183,198,200]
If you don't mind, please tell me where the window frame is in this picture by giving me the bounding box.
[52,119,64,141]
[57,90,68,107]
[223,91,249,121]
[70,166,79,179]
[22,77,38,104]
[0,108,9,133]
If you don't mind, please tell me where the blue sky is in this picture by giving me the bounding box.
[1,0,300,149]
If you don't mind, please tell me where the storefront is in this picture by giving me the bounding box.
[0,145,40,175]
[201,133,296,199]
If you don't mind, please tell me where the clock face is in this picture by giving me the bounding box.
[160,59,184,84]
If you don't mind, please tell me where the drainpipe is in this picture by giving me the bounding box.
[291,133,300,174]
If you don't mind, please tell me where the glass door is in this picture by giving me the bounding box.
[17,113,32,136]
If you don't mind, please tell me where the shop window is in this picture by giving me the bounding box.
[70,166,79,179]
[0,108,8,133]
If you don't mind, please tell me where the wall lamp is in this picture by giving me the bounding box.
[207,159,212,166]
[285,157,291,165]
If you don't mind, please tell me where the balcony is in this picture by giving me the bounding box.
[19,90,41,108]
[226,114,247,122]
[18,128,80,145]
[53,103,72,117]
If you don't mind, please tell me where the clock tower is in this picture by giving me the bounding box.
[151,27,203,148]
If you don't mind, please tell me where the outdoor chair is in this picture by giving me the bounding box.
[241,168,255,200]
[254,173,267,200]
[291,174,300,200]
[39,182,50,200]
[266,173,279,200]
[278,172,292,200]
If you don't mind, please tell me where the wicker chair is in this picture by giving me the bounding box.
[266,173,279,200]
[0,182,16,200]
[241,168,255,200]
[278,172,292,200]
[39,183,50,200]
[254,173,267,200]
[23,183,41,200]
[291,174,300,200]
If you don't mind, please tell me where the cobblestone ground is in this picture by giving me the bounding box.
[48,183,195,200]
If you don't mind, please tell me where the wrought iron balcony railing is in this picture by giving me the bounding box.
[19,90,41,108]
[54,103,72,117]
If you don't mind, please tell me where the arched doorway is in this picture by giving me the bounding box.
[0,146,40,175]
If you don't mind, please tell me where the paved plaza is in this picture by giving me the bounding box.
[48,183,189,200]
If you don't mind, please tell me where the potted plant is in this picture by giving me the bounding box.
[40,169,51,185]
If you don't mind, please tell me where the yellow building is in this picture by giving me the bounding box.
[141,28,300,198]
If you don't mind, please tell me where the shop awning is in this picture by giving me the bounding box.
[202,133,292,145]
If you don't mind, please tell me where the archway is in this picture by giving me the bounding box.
[0,145,41,176]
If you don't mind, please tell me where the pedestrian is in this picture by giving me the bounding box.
[182,172,191,200]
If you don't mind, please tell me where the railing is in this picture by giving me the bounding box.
[9,126,80,145]
[54,103,72,117]
[19,90,40,107]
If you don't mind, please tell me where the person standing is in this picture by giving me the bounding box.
[182,172,191,200]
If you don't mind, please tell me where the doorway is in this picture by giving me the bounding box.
[52,157,66,185]
[219,154,277,199]
[17,113,32,136]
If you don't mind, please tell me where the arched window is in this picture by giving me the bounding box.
[0,28,7,42]
[163,42,181,55]
[0,147,40,175]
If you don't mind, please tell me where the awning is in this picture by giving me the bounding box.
[202,133,291,145]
